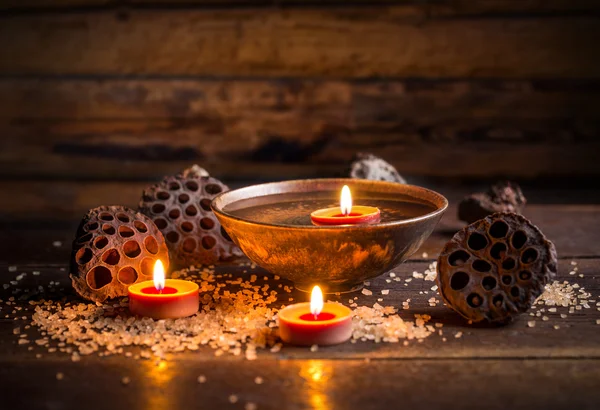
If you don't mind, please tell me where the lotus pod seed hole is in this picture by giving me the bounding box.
[166,231,180,243]
[519,270,532,281]
[168,182,180,191]
[116,213,130,223]
[202,236,217,250]
[144,236,159,254]
[502,275,513,285]
[152,204,166,214]
[467,293,483,308]
[450,271,470,290]
[140,258,154,277]
[489,220,509,238]
[492,294,504,307]
[118,226,135,238]
[181,222,194,232]
[200,199,212,211]
[205,184,223,195]
[490,242,507,260]
[448,250,470,266]
[99,212,113,221]
[156,191,170,200]
[86,222,99,231]
[521,248,539,264]
[467,232,488,251]
[185,181,199,192]
[472,259,492,272]
[87,266,112,290]
[178,194,190,204]
[185,205,198,216]
[511,230,527,249]
[123,241,141,258]
[101,249,121,265]
[510,286,520,298]
[482,276,497,290]
[76,247,93,265]
[200,218,215,230]
[154,218,168,230]
[102,224,116,235]
[502,258,516,270]
[94,236,108,249]
[118,266,138,285]
[182,238,197,253]
[168,209,181,220]
[134,221,148,233]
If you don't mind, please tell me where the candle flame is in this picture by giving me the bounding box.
[153,260,165,292]
[340,185,352,216]
[310,285,324,317]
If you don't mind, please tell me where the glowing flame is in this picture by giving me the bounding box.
[340,185,352,216]
[153,260,165,292]
[310,286,324,317]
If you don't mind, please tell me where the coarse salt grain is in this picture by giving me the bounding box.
[454,332,462,339]
[254,376,264,384]
[527,321,536,328]
[381,290,389,295]
[229,395,238,404]
[197,375,207,383]
[310,344,319,352]
[361,289,372,296]
[122,376,130,385]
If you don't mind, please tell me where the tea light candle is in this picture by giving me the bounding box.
[128,260,199,319]
[310,185,380,225]
[278,286,352,346]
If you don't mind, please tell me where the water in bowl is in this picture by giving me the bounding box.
[224,191,436,226]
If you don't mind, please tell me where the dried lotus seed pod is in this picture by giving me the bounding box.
[437,212,557,324]
[349,153,406,183]
[458,181,526,224]
[70,205,169,302]
[139,168,242,268]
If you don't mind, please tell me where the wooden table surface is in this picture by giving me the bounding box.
[0,183,599,410]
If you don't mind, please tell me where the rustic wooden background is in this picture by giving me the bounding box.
[0,0,599,221]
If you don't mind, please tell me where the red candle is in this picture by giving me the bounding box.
[310,185,380,225]
[278,286,353,346]
[128,260,199,319]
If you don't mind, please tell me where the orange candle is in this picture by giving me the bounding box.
[278,286,353,346]
[128,260,199,319]
[310,185,380,225]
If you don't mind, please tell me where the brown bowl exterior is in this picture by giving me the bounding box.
[212,179,447,292]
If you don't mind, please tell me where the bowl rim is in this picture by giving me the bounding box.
[211,178,448,230]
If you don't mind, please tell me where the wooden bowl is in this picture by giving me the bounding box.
[212,179,447,293]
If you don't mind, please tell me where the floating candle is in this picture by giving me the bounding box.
[128,260,199,319]
[278,286,352,346]
[310,185,380,225]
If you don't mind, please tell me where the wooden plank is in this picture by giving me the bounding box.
[2,0,600,14]
[0,10,598,78]
[1,78,599,180]
[0,357,599,410]
[0,259,599,362]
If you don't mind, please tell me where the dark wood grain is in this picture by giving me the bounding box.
[0,357,599,410]
[2,0,600,14]
[0,10,598,78]
[1,78,599,180]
